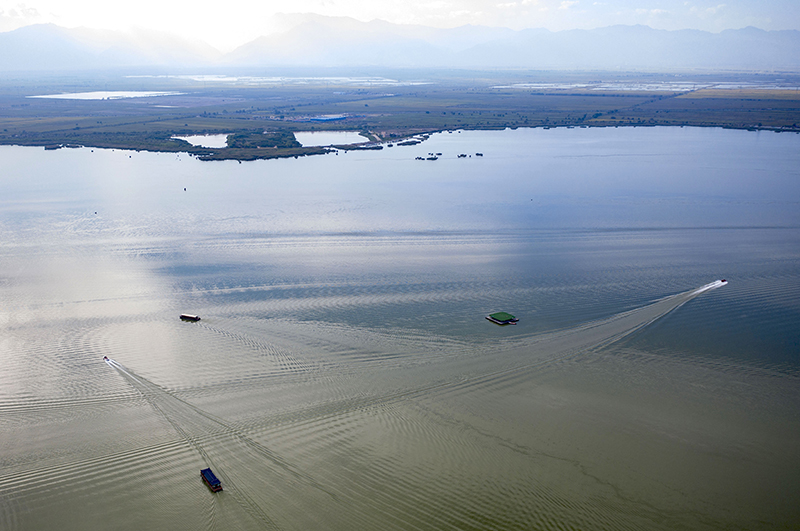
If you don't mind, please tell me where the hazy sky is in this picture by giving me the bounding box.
[1,0,798,51]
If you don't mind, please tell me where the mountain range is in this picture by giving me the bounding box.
[2,15,799,72]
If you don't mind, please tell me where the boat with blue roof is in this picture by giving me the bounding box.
[201,468,223,492]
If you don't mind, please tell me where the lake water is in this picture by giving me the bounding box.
[173,134,231,148]
[28,91,183,100]
[1,127,799,530]
[295,131,369,146]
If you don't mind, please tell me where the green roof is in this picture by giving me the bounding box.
[489,312,516,321]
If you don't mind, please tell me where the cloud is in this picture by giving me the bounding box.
[559,0,578,10]
[496,0,538,9]
[636,8,669,16]
[446,9,478,20]
[0,2,43,32]
[689,3,726,18]
[0,3,40,19]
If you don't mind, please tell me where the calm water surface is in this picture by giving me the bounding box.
[295,131,368,146]
[173,134,231,148]
[1,127,799,530]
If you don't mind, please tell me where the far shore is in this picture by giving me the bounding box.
[6,120,800,162]
[2,74,799,161]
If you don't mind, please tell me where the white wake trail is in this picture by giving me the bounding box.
[691,279,728,296]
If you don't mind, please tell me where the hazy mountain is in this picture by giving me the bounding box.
[0,24,98,71]
[226,16,454,67]
[0,24,220,71]
[90,27,222,67]
[459,25,800,70]
[1,19,799,72]
[227,17,800,71]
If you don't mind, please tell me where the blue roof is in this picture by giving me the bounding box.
[201,468,220,485]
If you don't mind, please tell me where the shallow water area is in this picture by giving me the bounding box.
[127,75,428,87]
[173,134,230,148]
[295,130,368,146]
[1,127,799,531]
[29,91,183,100]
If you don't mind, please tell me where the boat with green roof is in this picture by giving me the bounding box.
[486,312,518,325]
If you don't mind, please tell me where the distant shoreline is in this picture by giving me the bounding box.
[4,121,799,162]
[0,123,800,162]
[2,77,799,161]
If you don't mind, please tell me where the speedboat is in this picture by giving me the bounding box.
[103,356,109,361]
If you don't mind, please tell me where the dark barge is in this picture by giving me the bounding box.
[180,314,201,322]
[201,468,223,492]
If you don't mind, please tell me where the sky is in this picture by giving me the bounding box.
[1,0,798,51]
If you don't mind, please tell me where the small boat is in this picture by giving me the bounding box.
[180,314,201,322]
[103,356,109,361]
[486,312,518,325]
[201,468,223,492]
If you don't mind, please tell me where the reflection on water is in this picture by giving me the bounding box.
[1,128,799,530]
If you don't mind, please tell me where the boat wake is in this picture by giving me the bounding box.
[691,279,728,295]
[469,279,731,371]
[98,279,730,531]
[103,359,337,530]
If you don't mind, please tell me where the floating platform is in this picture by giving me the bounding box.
[486,312,518,325]
[180,314,201,322]
[201,468,223,492]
